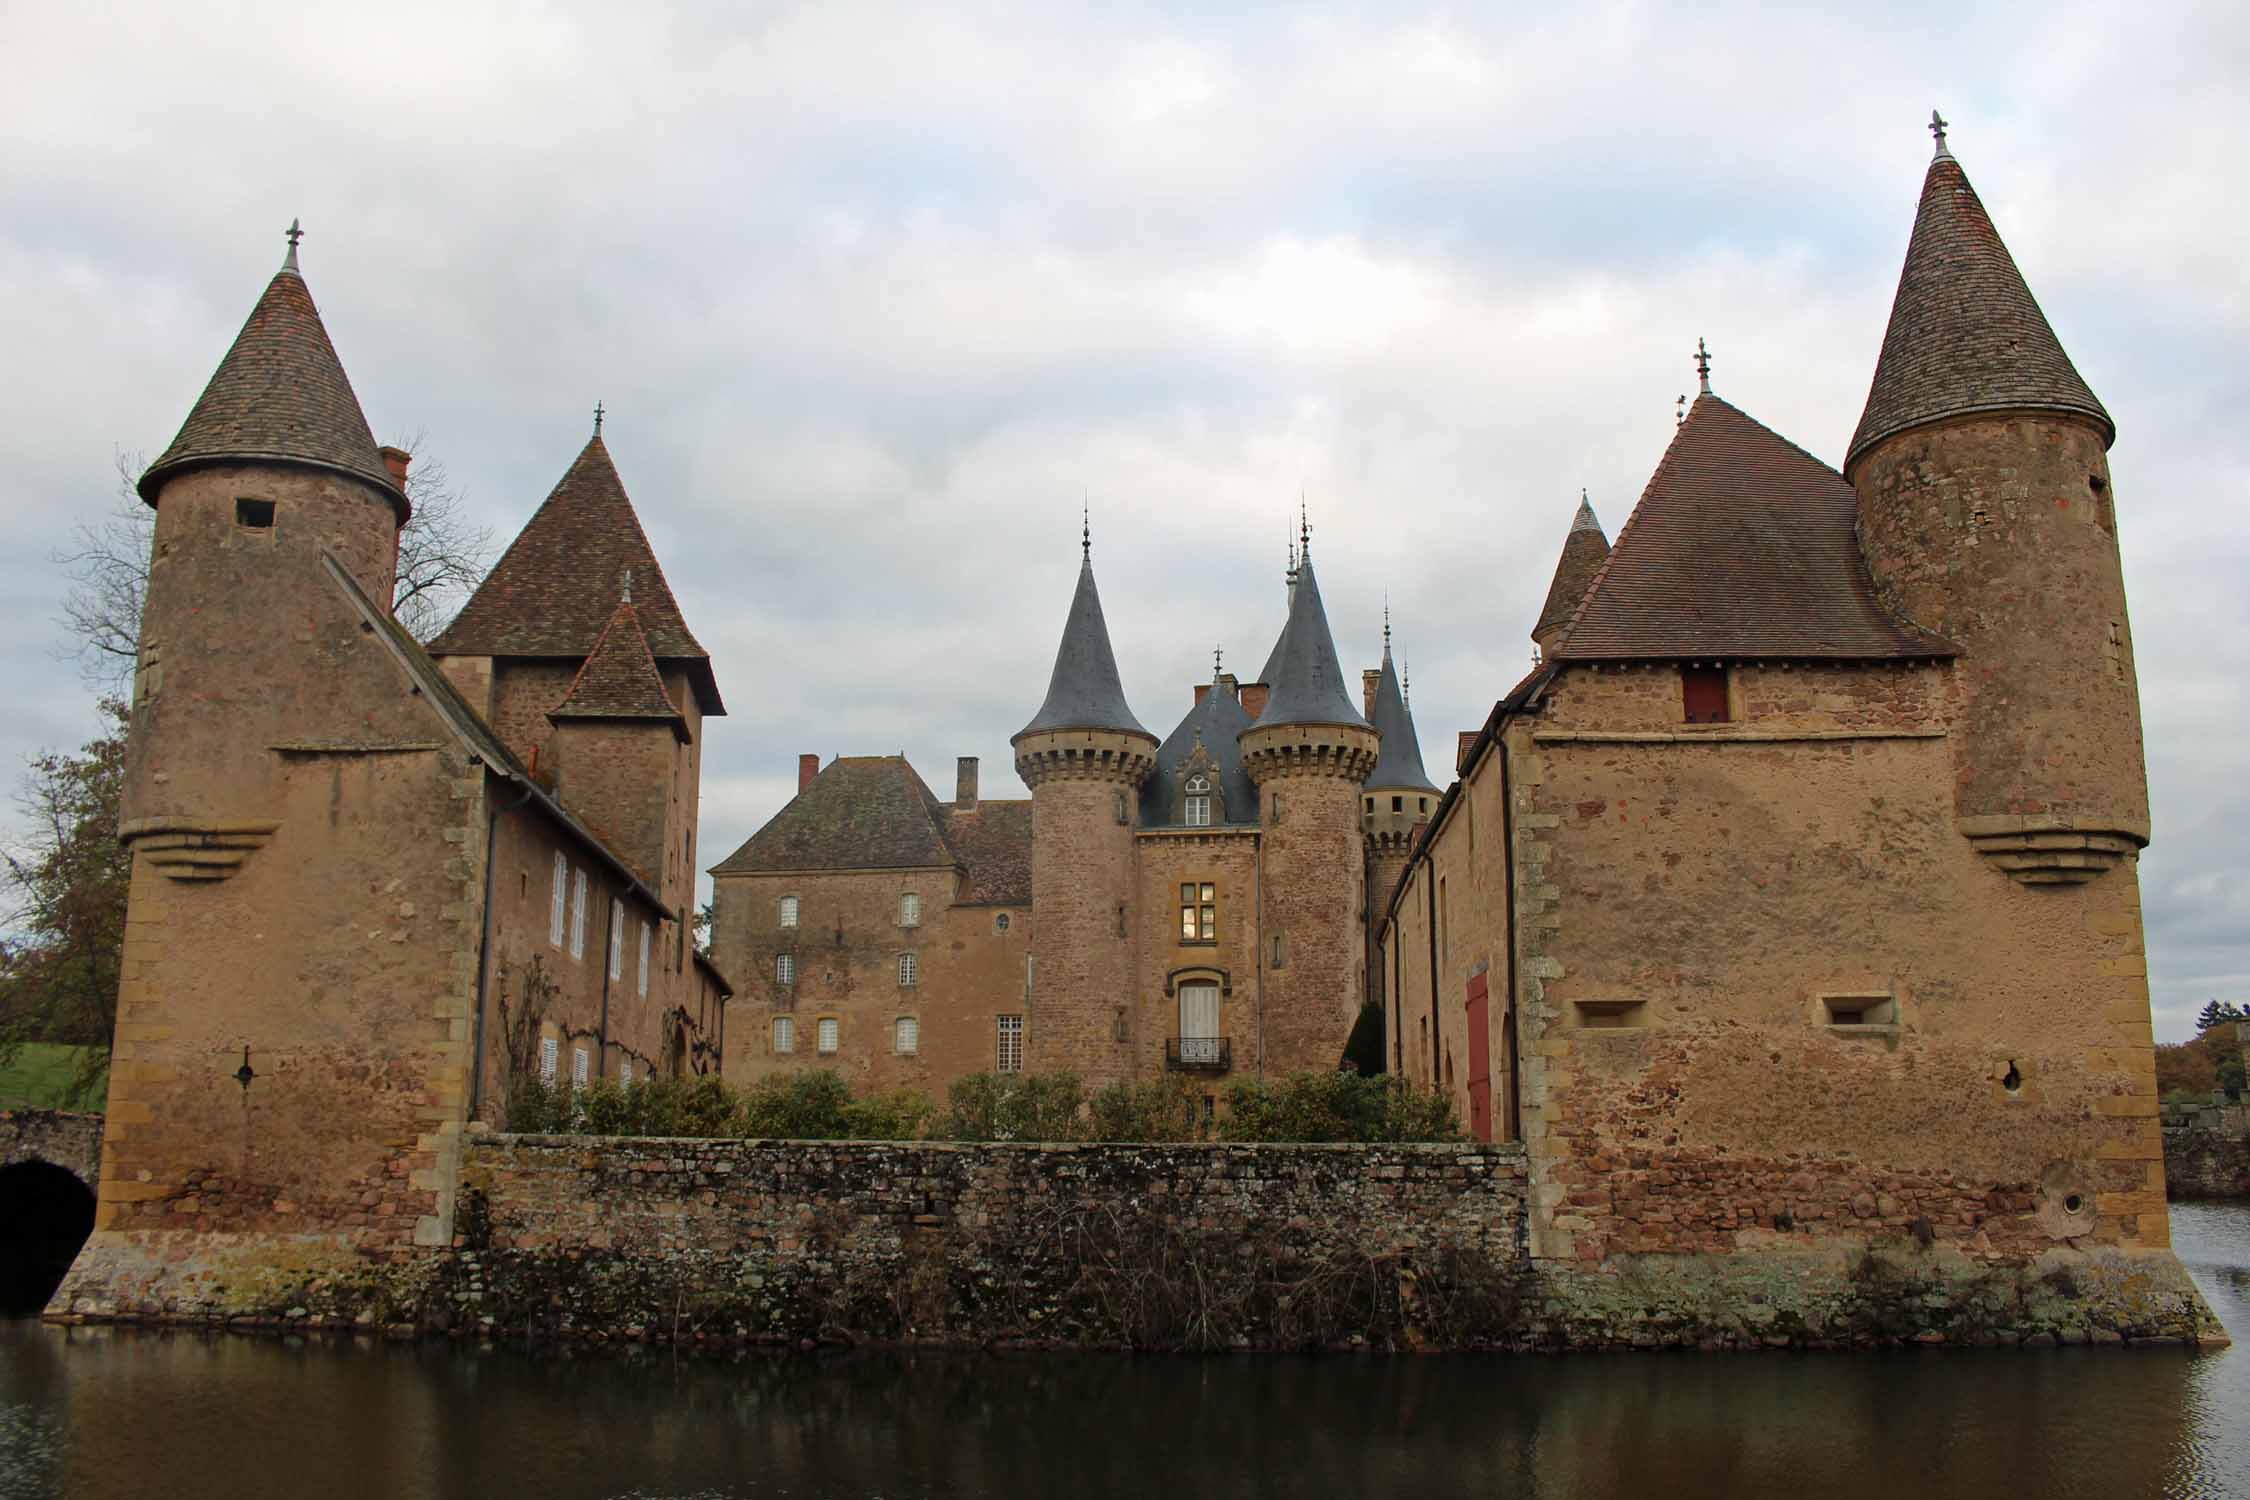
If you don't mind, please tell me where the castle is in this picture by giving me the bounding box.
[51,121,2214,1335]
[707,527,1440,1105]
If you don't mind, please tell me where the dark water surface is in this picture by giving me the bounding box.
[3,1201,2244,1500]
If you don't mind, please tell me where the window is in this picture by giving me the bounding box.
[1682,666,1730,723]
[539,1035,559,1083]
[776,953,796,986]
[619,1060,633,1087]
[895,1017,919,1055]
[1184,774,1212,827]
[996,1015,1024,1073]
[572,1046,590,1087]
[1179,883,1216,942]
[1271,932,1287,968]
[900,892,921,927]
[549,854,568,948]
[1178,982,1222,1067]
[773,1016,796,1054]
[637,921,651,997]
[570,870,589,960]
[995,912,1011,933]
[779,895,799,928]
[608,901,624,981]
[234,497,276,530]
[1392,795,1403,813]
[817,1017,840,1055]
[899,952,919,987]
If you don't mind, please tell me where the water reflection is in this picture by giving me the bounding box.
[2,1204,2242,1500]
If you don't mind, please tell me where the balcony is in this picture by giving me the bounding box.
[1166,1035,1232,1072]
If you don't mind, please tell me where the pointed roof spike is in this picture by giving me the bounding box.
[1930,108,1952,161]
[593,400,605,437]
[1846,131,2112,473]
[1364,650,1437,793]
[1082,497,1091,559]
[1695,337,1713,395]
[1382,596,1392,660]
[282,218,303,274]
[1534,490,1612,646]
[1252,550,1369,729]
[138,237,402,516]
[1676,393,1687,427]
[1015,549,1151,739]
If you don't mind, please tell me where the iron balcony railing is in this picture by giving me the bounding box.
[1166,1035,1231,1072]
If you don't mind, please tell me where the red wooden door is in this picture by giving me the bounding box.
[1464,973,1492,1143]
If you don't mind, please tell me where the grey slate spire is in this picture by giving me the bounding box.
[1252,549,1369,729]
[1017,552,1151,738]
[1363,641,1436,792]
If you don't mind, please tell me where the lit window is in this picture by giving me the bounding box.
[570,870,589,960]
[817,1017,840,1055]
[1184,774,1212,827]
[895,1017,919,1055]
[1179,883,1216,942]
[780,895,799,928]
[608,900,624,981]
[900,892,921,927]
[539,1036,559,1083]
[572,1047,590,1087]
[773,1017,796,1054]
[776,953,796,986]
[899,952,918,987]
[549,854,568,948]
[637,921,650,997]
[996,1015,1024,1074]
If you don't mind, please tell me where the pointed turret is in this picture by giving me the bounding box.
[1363,649,1436,795]
[1845,124,2111,476]
[1253,550,1370,730]
[1016,550,1151,739]
[139,228,405,519]
[1531,493,1610,659]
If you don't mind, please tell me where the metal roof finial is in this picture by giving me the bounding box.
[1676,393,1686,426]
[1213,644,1224,678]
[1299,494,1311,559]
[593,400,604,437]
[1930,109,1952,161]
[1695,338,1712,396]
[283,218,303,273]
[1402,659,1411,711]
[1383,596,1392,659]
[1082,497,1091,559]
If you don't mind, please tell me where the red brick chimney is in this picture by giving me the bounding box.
[798,754,819,794]
[378,445,411,489]
[956,756,979,811]
[1240,683,1270,719]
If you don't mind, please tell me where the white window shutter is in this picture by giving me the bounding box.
[550,854,567,947]
[638,922,651,996]
[571,871,588,959]
[608,901,624,981]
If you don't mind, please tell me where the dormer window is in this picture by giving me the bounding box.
[1184,774,1213,827]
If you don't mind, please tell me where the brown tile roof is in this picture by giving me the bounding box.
[938,800,1032,905]
[1846,149,2111,475]
[140,258,405,518]
[1532,496,1610,643]
[549,596,685,734]
[1555,394,1957,662]
[710,757,955,876]
[428,435,722,714]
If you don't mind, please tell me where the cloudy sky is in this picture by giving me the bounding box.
[4,1,2244,1040]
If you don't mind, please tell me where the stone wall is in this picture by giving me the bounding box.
[2164,1106,2250,1199]
[0,1110,104,1184]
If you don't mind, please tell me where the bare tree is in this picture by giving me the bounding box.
[56,434,494,688]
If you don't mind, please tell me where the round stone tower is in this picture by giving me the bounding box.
[124,225,408,835]
[1240,546,1378,1073]
[1012,538,1157,1085]
[1845,123,2146,885]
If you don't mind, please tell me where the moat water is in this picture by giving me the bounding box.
[0,1201,2243,1500]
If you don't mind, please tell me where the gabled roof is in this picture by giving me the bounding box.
[1364,651,1437,792]
[140,248,404,517]
[549,594,685,736]
[1846,143,2112,474]
[1254,551,1369,728]
[937,800,1033,905]
[1533,495,1610,644]
[709,757,956,876]
[1556,394,1957,662]
[1143,678,1259,826]
[1016,552,1152,740]
[428,435,722,714]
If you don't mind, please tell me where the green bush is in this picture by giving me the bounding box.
[1086,1074,1209,1141]
[1219,1071,1461,1143]
[505,1070,933,1141]
[937,1071,1086,1141]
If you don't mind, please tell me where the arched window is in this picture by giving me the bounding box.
[1184,774,1213,827]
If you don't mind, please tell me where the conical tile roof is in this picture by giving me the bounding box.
[429,435,722,714]
[549,594,684,730]
[1846,143,2111,474]
[1144,678,1258,826]
[139,248,403,516]
[1254,552,1369,728]
[1364,650,1436,791]
[1533,495,1611,644]
[1016,554,1151,739]
[1557,394,1957,662]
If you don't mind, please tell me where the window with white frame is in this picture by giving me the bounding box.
[817,1017,840,1054]
[549,854,568,948]
[637,921,651,997]
[1184,774,1213,827]
[996,1015,1024,1073]
[572,1046,590,1087]
[780,894,799,928]
[1179,883,1216,942]
[773,1016,796,1054]
[895,1016,919,1055]
[776,953,796,986]
[900,892,921,927]
[899,952,918,987]
[608,900,624,981]
[620,1060,634,1087]
[570,870,589,960]
[539,1035,559,1083]
[1178,983,1223,1067]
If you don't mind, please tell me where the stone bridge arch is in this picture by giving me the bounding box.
[0,1110,104,1316]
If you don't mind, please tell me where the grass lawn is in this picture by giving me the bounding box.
[0,1042,106,1111]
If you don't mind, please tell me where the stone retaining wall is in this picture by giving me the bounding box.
[2165,1106,2250,1199]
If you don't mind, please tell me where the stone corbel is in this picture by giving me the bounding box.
[120,817,282,883]
[1958,814,2148,887]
